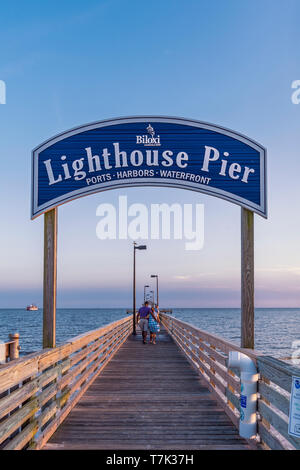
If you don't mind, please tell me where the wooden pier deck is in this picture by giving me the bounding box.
[1,314,298,450]
[44,328,253,450]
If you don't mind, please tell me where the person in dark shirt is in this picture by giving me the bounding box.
[137,301,151,344]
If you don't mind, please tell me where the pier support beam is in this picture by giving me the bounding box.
[241,208,254,349]
[43,208,57,348]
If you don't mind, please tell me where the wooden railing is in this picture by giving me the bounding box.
[160,314,257,430]
[160,313,300,450]
[0,316,132,450]
[126,309,173,314]
[257,356,300,450]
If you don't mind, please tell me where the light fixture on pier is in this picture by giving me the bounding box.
[132,242,147,335]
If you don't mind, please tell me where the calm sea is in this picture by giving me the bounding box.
[0,308,299,360]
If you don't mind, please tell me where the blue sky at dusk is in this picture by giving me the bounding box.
[0,0,300,307]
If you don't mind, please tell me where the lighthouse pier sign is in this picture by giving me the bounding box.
[31,116,267,218]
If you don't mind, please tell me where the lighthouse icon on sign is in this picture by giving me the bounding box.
[147,124,155,138]
[136,124,161,146]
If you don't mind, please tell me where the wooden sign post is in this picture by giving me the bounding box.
[43,208,57,348]
[241,207,254,349]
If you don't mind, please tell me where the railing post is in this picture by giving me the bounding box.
[9,333,20,360]
[0,342,6,364]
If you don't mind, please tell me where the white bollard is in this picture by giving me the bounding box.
[228,351,258,439]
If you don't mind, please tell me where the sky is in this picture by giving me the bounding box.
[0,0,300,308]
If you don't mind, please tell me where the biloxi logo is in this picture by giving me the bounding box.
[136,123,161,146]
[0,80,6,104]
[96,195,204,251]
[291,80,300,104]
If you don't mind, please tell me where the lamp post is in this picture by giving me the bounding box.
[151,274,159,306]
[144,285,149,303]
[133,242,147,335]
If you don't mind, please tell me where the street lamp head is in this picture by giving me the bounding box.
[136,245,147,250]
[151,274,158,278]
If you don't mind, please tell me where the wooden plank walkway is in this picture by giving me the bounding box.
[44,328,254,450]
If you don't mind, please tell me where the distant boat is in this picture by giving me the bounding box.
[26,304,38,311]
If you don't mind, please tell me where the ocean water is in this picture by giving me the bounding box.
[0,308,299,360]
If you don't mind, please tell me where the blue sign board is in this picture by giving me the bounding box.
[288,376,300,438]
[240,394,247,408]
[31,116,267,218]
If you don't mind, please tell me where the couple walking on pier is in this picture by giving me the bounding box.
[137,301,160,344]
